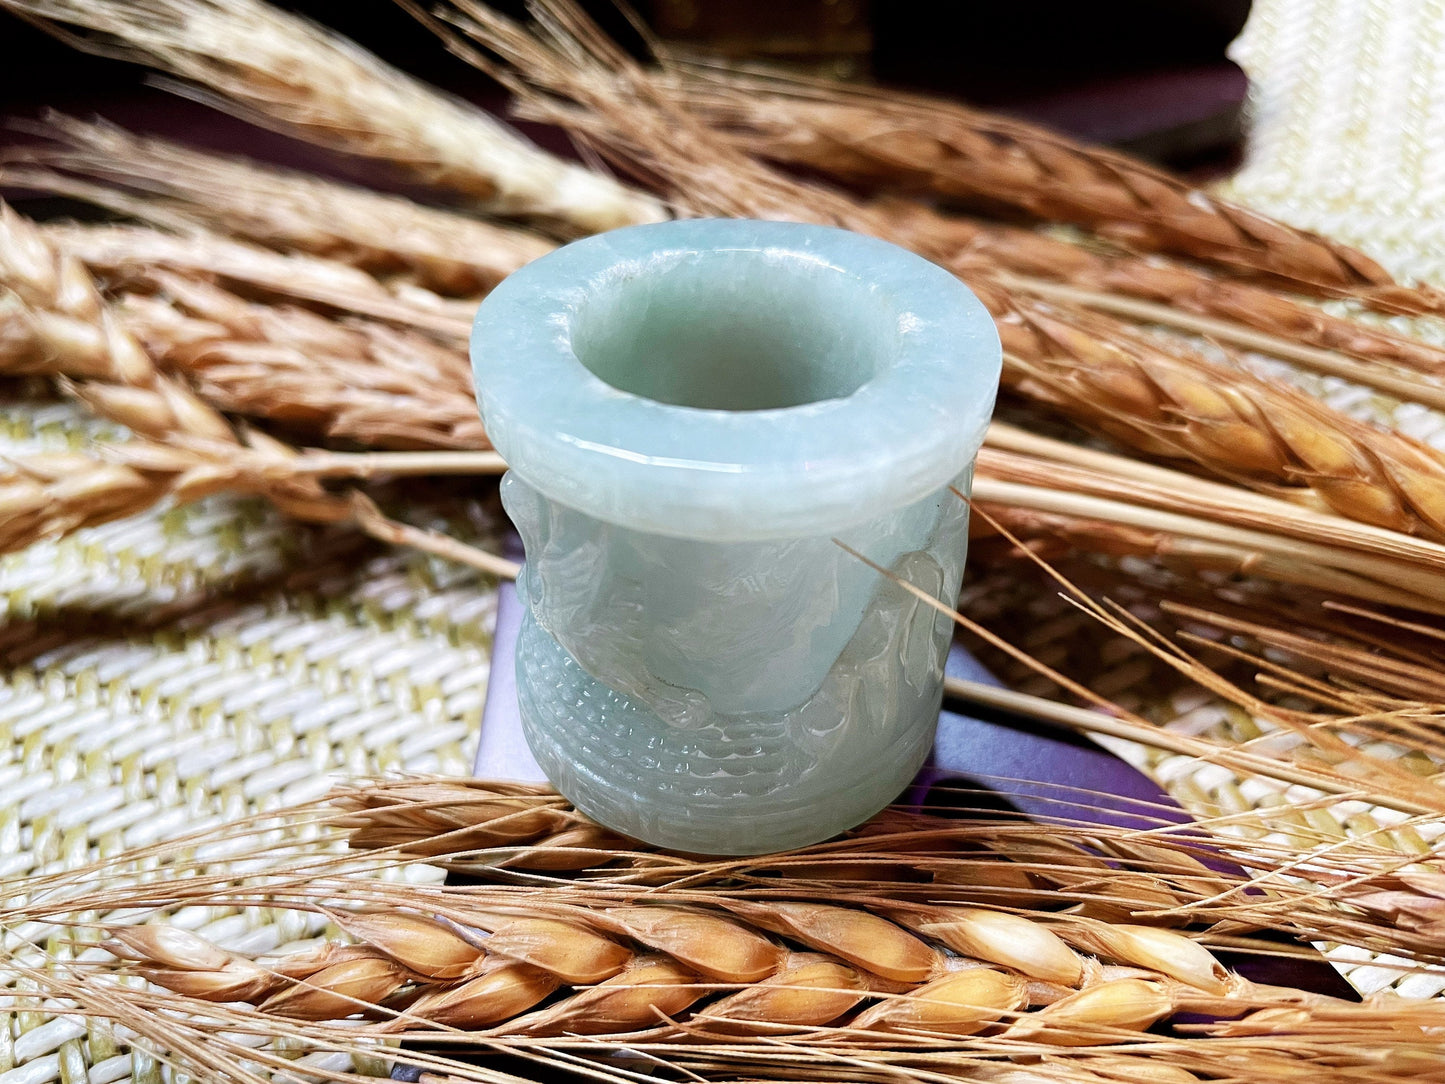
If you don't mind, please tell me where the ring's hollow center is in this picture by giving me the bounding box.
[571,249,900,411]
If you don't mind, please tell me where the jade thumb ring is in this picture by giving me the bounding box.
[471,219,1002,854]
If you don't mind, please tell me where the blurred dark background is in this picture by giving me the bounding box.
[0,0,1252,171]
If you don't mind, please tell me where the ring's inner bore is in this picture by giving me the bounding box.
[571,249,900,411]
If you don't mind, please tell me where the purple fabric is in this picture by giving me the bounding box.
[909,642,1186,830]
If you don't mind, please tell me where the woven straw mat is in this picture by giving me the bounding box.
[5,0,1445,1078]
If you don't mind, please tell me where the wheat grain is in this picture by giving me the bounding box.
[597,906,787,983]
[0,0,665,233]
[405,960,559,1027]
[703,953,869,1028]
[455,912,633,985]
[883,907,1084,987]
[134,960,277,1002]
[852,968,1026,1036]
[259,954,411,1020]
[104,925,235,972]
[327,911,482,980]
[1052,923,1228,994]
[498,954,702,1035]
[723,901,940,984]
[1004,978,1175,1045]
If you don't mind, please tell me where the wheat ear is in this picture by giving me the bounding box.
[319,779,1417,951]
[4,114,557,293]
[98,282,1445,613]
[14,133,1441,422]
[0,202,515,574]
[994,304,1445,538]
[117,278,487,452]
[0,0,665,234]
[45,221,474,341]
[15,117,1441,390]
[670,64,1442,312]
[110,896,1288,1040]
[870,199,1445,380]
[446,4,1445,542]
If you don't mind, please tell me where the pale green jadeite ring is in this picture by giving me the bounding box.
[472,219,1001,854]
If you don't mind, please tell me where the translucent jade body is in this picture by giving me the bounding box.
[472,219,1001,853]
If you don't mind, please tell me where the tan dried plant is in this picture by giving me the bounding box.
[319,776,1445,964]
[667,63,1443,313]
[102,899,1252,1039]
[14,115,1445,398]
[0,201,516,575]
[0,0,665,234]
[871,198,1445,385]
[110,262,1445,609]
[116,276,487,451]
[3,114,557,294]
[56,269,1445,615]
[431,0,1445,544]
[6,785,1445,1084]
[45,220,475,341]
[18,253,1436,616]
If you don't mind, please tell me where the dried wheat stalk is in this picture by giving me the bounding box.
[116,277,487,451]
[121,269,1445,587]
[16,144,1445,425]
[0,0,665,234]
[436,3,1445,543]
[321,779,1445,958]
[0,201,517,574]
[9,800,1421,1084]
[21,5,1444,548]
[73,258,1445,615]
[668,64,1444,312]
[88,280,1445,612]
[871,199,1445,380]
[3,114,557,294]
[0,438,513,574]
[996,306,1445,538]
[45,221,475,341]
[28,894,1436,1084]
[9,771,1441,1058]
[101,890,1306,1041]
[16,116,1445,392]
[0,446,236,553]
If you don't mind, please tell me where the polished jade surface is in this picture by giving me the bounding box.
[472,219,1001,854]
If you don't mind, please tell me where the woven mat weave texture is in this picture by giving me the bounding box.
[4,0,1445,1078]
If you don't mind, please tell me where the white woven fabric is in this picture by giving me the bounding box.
[1224,0,1445,286]
[0,404,492,1081]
